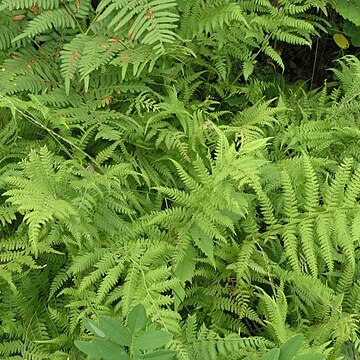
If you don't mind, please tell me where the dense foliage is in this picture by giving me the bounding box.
[0,0,359,359]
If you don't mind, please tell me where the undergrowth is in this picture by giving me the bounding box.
[0,0,359,359]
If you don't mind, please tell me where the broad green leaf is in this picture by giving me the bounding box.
[142,349,177,359]
[344,20,359,37]
[75,339,129,359]
[75,340,103,358]
[260,348,280,360]
[95,339,129,360]
[99,316,132,346]
[344,20,360,46]
[82,318,106,338]
[294,354,325,360]
[279,335,303,360]
[135,330,173,350]
[332,0,360,27]
[128,304,147,333]
[351,32,360,46]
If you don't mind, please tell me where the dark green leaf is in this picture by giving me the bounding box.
[343,20,360,46]
[351,33,360,46]
[344,20,359,36]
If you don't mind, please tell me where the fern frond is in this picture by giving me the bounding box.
[12,8,76,42]
[97,0,179,54]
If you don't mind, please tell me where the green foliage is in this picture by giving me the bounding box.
[75,304,176,360]
[260,335,325,360]
[0,0,359,360]
[330,0,360,27]
[343,20,360,47]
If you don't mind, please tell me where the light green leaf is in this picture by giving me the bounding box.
[75,339,130,360]
[82,318,106,338]
[99,316,132,346]
[279,335,303,360]
[294,354,325,360]
[128,304,147,333]
[240,137,272,154]
[84,74,90,93]
[260,348,280,360]
[142,349,177,359]
[243,60,254,81]
[75,340,103,358]
[173,245,196,283]
[190,224,214,263]
[65,76,71,96]
[135,330,173,350]
[172,282,186,312]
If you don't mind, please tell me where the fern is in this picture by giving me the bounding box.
[96,0,179,54]
[13,8,77,42]
[1,1,360,359]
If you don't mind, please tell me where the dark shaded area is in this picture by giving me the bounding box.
[280,31,360,89]
[281,36,341,88]
[91,0,100,10]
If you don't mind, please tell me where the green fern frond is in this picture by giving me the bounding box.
[0,0,60,11]
[97,0,179,54]
[12,8,76,42]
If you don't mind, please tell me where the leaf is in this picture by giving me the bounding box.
[99,316,132,346]
[294,354,325,360]
[172,282,186,312]
[173,245,196,283]
[135,330,173,350]
[260,348,280,360]
[84,74,90,93]
[75,340,103,358]
[350,32,360,46]
[142,349,177,360]
[343,20,359,36]
[190,224,214,263]
[344,20,360,46]
[75,339,129,360]
[333,33,350,49]
[127,304,147,333]
[240,137,272,154]
[332,0,360,27]
[279,335,303,360]
[243,60,254,81]
[82,318,106,338]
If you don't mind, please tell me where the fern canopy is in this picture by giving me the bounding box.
[0,0,359,359]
